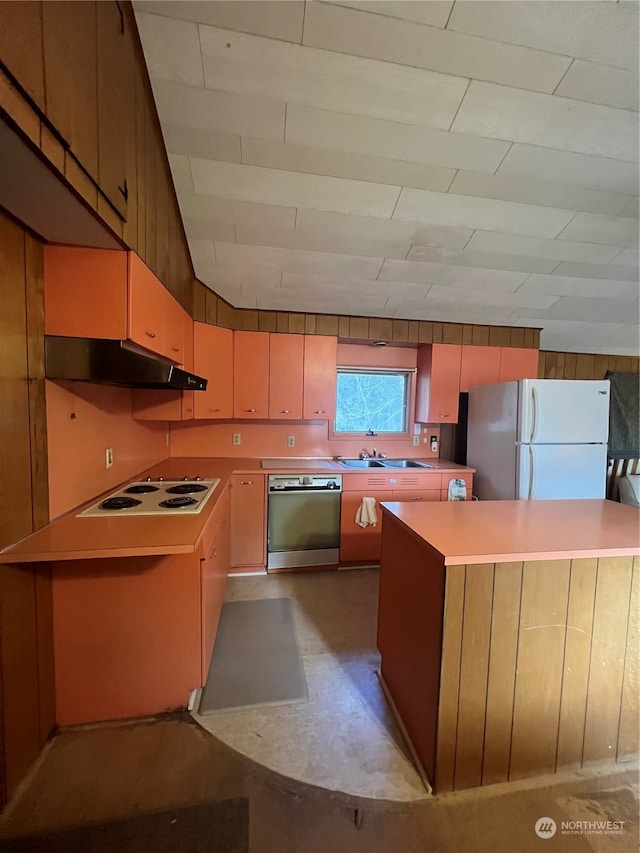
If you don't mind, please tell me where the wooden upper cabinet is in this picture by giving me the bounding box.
[303,335,337,420]
[0,1,45,111]
[44,245,128,339]
[193,323,233,420]
[459,345,501,392]
[269,334,304,419]
[96,1,135,218]
[233,331,270,419]
[42,1,98,180]
[415,344,462,424]
[499,347,539,382]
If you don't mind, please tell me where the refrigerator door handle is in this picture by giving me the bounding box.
[528,445,536,499]
[530,387,539,443]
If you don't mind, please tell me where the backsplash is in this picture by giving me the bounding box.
[169,421,440,461]
[46,381,169,519]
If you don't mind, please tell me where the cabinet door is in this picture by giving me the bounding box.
[200,497,229,684]
[415,344,461,424]
[0,1,45,111]
[269,334,303,419]
[229,474,266,568]
[233,331,269,419]
[44,245,128,339]
[303,335,337,420]
[339,490,392,563]
[499,348,539,382]
[459,346,501,393]
[164,299,192,367]
[194,323,233,420]
[128,252,166,356]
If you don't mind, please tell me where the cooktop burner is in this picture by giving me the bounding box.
[165,483,208,495]
[100,496,142,511]
[159,496,198,508]
[77,478,221,517]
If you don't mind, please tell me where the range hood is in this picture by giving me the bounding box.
[45,336,208,391]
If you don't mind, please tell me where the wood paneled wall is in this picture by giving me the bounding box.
[0,211,54,806]
[539,350,640,379]
[0,0,197,311]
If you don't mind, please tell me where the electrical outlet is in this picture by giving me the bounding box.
[105,448,113,468]
[412,434,420,446]
[287,435,295,448]
[232,433,241,446]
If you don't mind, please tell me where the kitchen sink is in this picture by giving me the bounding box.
[338,458,432,469]
[337,459,387,468]
[380,459,433,468]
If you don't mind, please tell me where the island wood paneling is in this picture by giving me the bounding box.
[379,520,639,795]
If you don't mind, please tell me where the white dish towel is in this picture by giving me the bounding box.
[355,497,377,528]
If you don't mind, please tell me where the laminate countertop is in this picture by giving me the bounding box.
[1,456,474,564]
[381,499,640,565]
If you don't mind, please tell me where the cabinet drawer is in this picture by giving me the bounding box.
[391,490,441,502]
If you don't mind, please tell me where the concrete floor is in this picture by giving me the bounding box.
[1,568,638,851]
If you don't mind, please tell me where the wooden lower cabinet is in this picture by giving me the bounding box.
[339,490,392,563]
[200,486,230,683]
[229,474,266,570]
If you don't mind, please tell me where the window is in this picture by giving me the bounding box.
[334,368,412,434]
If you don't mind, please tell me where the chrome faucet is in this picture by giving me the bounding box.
[372,448,377,457]
[360,450,370,459]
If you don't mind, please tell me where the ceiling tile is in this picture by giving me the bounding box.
[617,199,639,219]
[425,284,558,310]
[151,80,285,140]
[557,213,639,248]
[497,144,639,195]
[533,320,627,353]
[449,170,631,216]
[214,241,384,279]
[327,2,455,29]
[295,209,473,249]
[162,124,241,162]
[611,248,640,267]
[452,81,638,161]
[134,1,305,43]
[186,237,215,269]
[190,159,400,217]
[379,259,528,291]
[236,223,409,260]
[199,24,467,130]
[407,245,557,274]
[241,137,454,192]
[555,59,639,112]
[181,217,235,244]
[551,262,639,283]
[280,272,429,300]
[303,1,570,92]
[167,154,192,191]
[285,104,510,173]
[204,263,282,290]
[390,299,516,325]
[176,191,296,231]
[517,296,634,324]
[135,11,204,86]
[466,231,622,264]
[392,187,574,238]
[516,273,640,301]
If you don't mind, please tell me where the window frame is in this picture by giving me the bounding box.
[332,366,416,437]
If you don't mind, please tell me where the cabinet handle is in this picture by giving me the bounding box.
[145,330,157,339]
[245,408,257,412]
[410,496,424,501]
[279,409,290,413]
[171,346,179,353]
[313,410,326,414]
[209,408,221,412]
[439,414,450,419]
[209,549,217,559]
[240,480,253,485]
[185,408,192,413]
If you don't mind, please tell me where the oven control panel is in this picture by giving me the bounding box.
[268,474,342,492]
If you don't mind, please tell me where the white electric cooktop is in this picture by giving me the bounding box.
[77,477,220,517]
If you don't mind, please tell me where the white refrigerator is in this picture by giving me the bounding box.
[467,379,610,500]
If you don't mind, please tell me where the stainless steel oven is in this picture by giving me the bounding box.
[267,474,342,570]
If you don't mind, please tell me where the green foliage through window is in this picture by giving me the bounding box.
[335,370,410,433]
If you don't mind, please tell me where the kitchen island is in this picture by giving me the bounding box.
[377,499,639,793]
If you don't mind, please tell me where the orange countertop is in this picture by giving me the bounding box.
[1,456,474,563]
[381,499,640,565]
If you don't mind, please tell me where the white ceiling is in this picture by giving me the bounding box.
[133,0,639,355]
